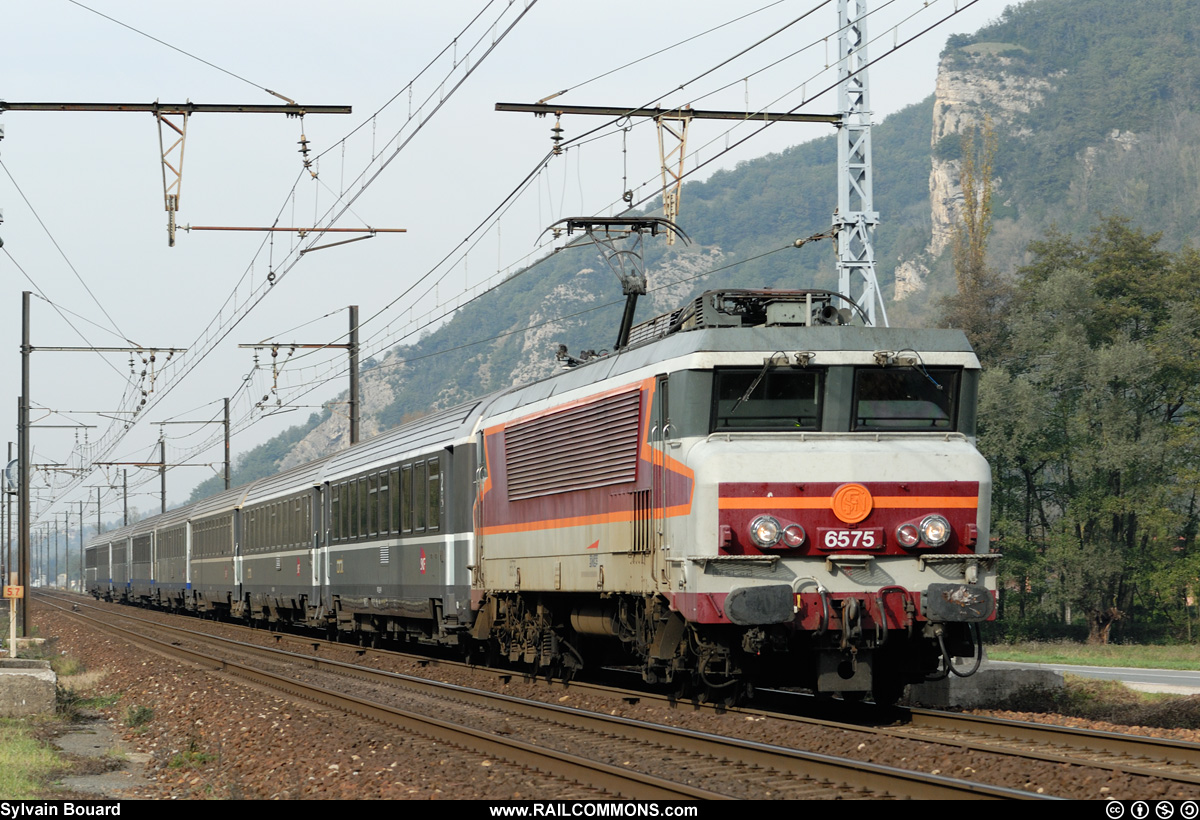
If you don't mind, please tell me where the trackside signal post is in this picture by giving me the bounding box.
[4,581,22,657]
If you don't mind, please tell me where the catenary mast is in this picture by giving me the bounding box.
[835,0,888,327]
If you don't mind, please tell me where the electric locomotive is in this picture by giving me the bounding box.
[470,288,994,703]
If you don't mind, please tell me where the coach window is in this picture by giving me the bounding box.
[415,460,427,531]
[330,485,341,543]
[712,367,823,431]
[357,477,370,540]
[368,474,379,537]
[389,468,400,534]
[348,479,359,539]
[379,471,391,534]
[427,458,441,531]
[853,367,959,431]
[401,465,414,533]
[339,483,349,541]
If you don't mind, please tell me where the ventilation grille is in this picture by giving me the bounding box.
[505,389,642,500]
[613,489,654,553]
[380,545,390,565]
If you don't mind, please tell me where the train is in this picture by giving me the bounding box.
[85,288,997,705]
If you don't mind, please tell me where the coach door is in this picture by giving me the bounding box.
[651,374,671,590]
[310,486,323,609]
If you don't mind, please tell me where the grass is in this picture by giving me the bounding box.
[0,720,67,798]
[987,640,1200,670]
[993,675,1200,730]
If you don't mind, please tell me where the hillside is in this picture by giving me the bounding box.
[190,0,1200,502]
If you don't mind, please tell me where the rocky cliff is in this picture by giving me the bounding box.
[894,44,1055,300]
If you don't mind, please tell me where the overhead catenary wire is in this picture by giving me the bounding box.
[65,0,293,102]
[215,0,980,402]
[36,1,536,515]
[39,0,978,520]
[0,159,132,344]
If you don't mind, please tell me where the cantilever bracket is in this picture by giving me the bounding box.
[157,108,189,247]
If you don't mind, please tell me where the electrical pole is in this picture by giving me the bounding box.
[79,499,84,593]
[224,399,231,490]
[153,399,232,491]
[834,0,887,327]
[2,441,8,589]
[349,307,360,445]
[160,438,167,514]
[240,305,362,447]
[19,292,30,634]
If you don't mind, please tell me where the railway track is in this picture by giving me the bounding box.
[39,592,1046,800]
[130,600,1200,793]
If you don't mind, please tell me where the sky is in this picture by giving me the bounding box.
[0,0,1006,527]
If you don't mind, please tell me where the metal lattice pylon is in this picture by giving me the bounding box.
[834,0,888,327]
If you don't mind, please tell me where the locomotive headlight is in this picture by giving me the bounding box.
[920,514,951,548]
[782,524,806,548]
[896,523,920,548]
[750,515,782,547]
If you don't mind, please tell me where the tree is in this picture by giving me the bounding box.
[982,218,1200,642]
[939,117,1012,365]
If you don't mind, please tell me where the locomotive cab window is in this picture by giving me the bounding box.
[853,367,960,431]
[712,367,822,431]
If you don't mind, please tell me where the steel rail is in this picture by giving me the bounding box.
[43,596,723,800]
[42,591,1200,791]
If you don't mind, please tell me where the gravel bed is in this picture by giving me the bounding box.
[35,600,1200,801]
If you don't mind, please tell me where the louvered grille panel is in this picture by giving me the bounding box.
[506,390,641,500]
[132,535,152,564]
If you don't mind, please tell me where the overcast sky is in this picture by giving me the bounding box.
[0,0,1005,524]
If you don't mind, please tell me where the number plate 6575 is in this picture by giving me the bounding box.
[817,528,883,550]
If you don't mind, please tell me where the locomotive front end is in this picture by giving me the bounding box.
[651,297,996,703]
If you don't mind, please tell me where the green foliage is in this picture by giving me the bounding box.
[983,218,1200,643]
[124,703,153,730]
[954,0,1200,238]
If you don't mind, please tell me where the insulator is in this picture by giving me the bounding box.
[623,190,633,204]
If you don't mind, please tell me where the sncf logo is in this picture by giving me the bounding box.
[831,483,873,524]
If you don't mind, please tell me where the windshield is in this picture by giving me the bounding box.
[853,368,959,431]
[713,368,822,431]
